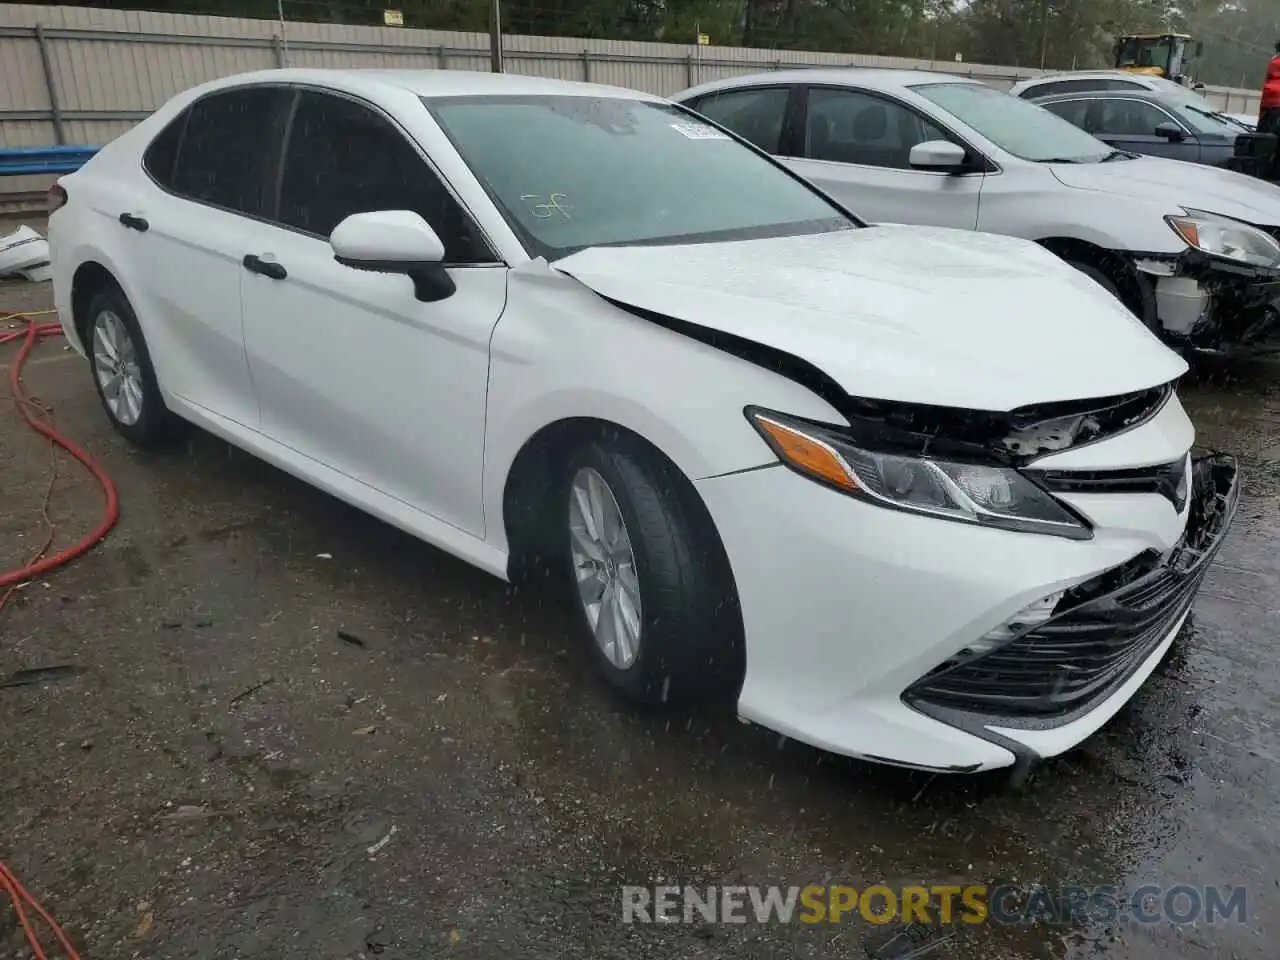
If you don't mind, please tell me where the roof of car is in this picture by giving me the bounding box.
[193,67,662,103]
[1031,87,1169,104]
[1013,71,1158,89]
[674,68,982,101]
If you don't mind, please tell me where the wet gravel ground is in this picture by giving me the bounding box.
[2,274,1278,960]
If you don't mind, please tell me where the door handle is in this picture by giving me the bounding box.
[242,254,287,280]
[118,213,149,232]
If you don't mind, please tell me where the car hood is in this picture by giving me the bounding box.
[1050,155,1280,225]
[554,225,1186,411]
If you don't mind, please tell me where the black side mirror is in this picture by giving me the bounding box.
[1155,121,1185,142]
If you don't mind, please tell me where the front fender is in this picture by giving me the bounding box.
[481,267,847,554]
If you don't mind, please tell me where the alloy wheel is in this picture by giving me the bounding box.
[92,310,144,426]
[568,466,643,670]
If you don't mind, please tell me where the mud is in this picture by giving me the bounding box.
[1,276,1277,960]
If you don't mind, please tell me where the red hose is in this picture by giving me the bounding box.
[1,309,120,591]
[0,862,81,960]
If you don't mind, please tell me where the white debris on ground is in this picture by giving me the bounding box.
[0,224,52,282]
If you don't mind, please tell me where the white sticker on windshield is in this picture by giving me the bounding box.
[670,122,730,140]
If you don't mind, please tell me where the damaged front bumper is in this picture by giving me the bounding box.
[1136,251,1280,355]
[904,454,1240,767]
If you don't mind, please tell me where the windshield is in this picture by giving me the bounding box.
[1117,37,1173,70]
[1146,76,1215,109]
[424,95,855,260]
[912,82,1112,163]
[1167,100,1241,136]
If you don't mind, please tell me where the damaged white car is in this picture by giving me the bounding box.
[675,69,1280,355]
[48,69,1239,774]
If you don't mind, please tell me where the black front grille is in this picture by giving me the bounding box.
[1033,455,1189,512]
[905,455,1239,727]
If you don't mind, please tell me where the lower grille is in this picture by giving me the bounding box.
[905,455,1239,726]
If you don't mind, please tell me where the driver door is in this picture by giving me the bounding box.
[782,86,985,229]
[237,88,506,536]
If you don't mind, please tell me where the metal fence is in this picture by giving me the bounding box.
[0,2,1264,156]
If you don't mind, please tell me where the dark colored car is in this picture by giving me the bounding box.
[1031,89,1239,167]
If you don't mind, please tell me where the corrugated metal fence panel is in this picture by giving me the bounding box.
[0,1,1262,157]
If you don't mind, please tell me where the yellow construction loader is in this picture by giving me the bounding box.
[1112,33,1202,85]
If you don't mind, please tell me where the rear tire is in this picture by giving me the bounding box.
[85,287,180,447]
[562,439,742,706]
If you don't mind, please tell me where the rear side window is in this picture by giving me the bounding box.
[142,111,187,187]
[170,86,289,216]
[1021,81,1068,99]
[1040,99,1092,129]
[689,87,791,153]
[276,90,490,262]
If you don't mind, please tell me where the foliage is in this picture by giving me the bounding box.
[52,0,1280,85]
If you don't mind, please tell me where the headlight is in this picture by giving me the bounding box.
[746,408,1092,540]
[1165,208,1280,267]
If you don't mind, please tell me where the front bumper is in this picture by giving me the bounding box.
[1140,250,1280,353]
[696,452,1239,773]
[906,454,1238,762]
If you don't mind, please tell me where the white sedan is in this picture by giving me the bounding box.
[48,68,1238,775]
[674,69,1280,355]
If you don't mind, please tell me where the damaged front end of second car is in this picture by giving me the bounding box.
[1131,208,1280,356]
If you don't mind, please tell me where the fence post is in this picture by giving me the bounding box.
[581,49,591,82]
[34,24,67,146]
[437,44,447,69]
[271,34,286,68]
[685,53,694,87]
[772,58,781,70]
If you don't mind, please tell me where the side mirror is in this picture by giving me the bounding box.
[330,210,455,302]
[908,139,970,172]
[1155,122,1185,142]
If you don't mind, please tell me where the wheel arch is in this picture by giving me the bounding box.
[1036,236,1156,321]
[70,259,124,350]
[501,416,730,582]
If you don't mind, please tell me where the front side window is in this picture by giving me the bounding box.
[276,91,490,263]
[170,86,289,216]
[804,87,950,169]
[1092,99,1179,137]
[691,87,790,153]
[914,81,1112,163]
[426,95,855,261]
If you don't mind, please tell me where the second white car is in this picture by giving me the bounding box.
[676,69,1280,355]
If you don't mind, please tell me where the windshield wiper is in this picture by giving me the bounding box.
[1100,150,1136,162]
[1036,157,1084,164]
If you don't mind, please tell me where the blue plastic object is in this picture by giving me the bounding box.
[0,144,101,176]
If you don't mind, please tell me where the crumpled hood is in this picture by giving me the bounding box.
[555,225,1186,411]
[1050,155,1280,226]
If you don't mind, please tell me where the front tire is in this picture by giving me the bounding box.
[85,287,179,446]
[1066,259,1123,302]
[563,440,742,706]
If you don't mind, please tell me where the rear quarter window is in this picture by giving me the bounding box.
[142,110,189,188]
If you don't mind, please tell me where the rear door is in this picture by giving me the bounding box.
[126,85,290,428]
[781,85,985,228]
